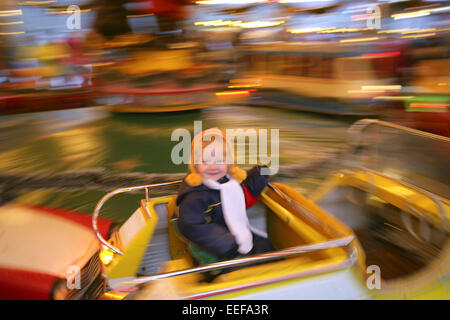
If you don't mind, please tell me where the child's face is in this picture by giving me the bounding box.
[195,140,229,181]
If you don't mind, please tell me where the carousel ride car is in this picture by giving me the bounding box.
[92,119,449,300]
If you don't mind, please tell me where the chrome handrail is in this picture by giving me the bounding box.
[109,235,355,290]
[348,119,450,144]
[92,180,182,255]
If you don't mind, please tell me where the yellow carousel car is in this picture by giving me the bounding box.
[94,119,449,300]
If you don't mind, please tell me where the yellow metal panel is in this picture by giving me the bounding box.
[105,201,159,279]
[167,196,191,260]
[341,171,449,229]
[268,182,355,238]
[372,278,450,300]
[261,194,327,244]
[190,253,351,299]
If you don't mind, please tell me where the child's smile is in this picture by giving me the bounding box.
[196,162,228,181]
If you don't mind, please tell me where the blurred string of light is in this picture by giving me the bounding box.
[348,85,402,95]
[0,8,25,35]
[287,27,324,34]
[0,21,24,25]
[195,0,264,4]
[0,31,25,35]
[399,33,436,39]
[194,0,338,6]
[339,37,379,43]
[18,0,57,6]
[289,29,446,41]
[195,0,336,3]
[45,8,91,15]
[192,1,448,42]
[194,19,242,27]
[0,9,22,17]
[194,19,285,28]
[287,27,448,35]
[288,27,368,34]
[279,0,332,2]
[392,5,450,20]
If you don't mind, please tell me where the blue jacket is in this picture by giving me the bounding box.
[176,166,269,259]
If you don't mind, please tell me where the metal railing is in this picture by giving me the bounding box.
[110,235,356,290]
[92,180,182,255]
[347,119,450,144]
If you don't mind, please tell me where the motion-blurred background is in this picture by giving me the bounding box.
[0,0,448,216]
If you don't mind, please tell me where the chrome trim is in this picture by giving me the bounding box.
[112,236,355,289]
[348,119,450,144]
[92,180,182,255]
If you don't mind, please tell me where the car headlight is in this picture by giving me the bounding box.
[99,245,115,266]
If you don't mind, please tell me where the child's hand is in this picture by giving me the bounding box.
[242,166,269,197]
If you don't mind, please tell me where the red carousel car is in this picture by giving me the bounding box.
[0,204,114,300]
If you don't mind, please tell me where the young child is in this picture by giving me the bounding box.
[176,128,275,266]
